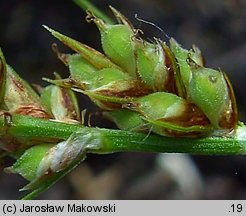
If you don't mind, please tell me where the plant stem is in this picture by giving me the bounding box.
[0,114,81,141]
[99,129,246,155]
[73,0,114,24]
[1,114,246,155]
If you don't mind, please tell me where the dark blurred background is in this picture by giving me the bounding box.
[1,0,246,199]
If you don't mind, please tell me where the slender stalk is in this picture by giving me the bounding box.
[0,114,81,141]
[98,129,246,155]
[1,114,246,155]
[73,0,114,24]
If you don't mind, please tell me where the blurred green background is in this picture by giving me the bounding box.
[1,0,246,199]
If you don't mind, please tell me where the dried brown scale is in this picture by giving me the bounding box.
[61,88,78,120]
[97,80,152,98]
[11,74,24,90]
[186,104,210,126]
[161,128,209,137]
[161,42,188,98]
[2,112,12,126]
[15,106,50,119]
[163,47,178,94]
[65,78,78,88]
[161,105,210,128]
[218,73,238,130]
[48,77,81,89]
[52,43,69,65]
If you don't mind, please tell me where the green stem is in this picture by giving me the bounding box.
[1,114,246,155]
[73,0,114,24]
[0,114,81,141]
[99,129,246,155]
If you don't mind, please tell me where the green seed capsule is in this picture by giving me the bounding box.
[122,92,210,136]
[101,24,136,76]
[169,38,237,131]
[68,54,98,89]
[89,13,136,76]
[189,67,236,130]
[5,144,54,181]
[91,67,131,89]
[136,40,168,91]
[126,92,186,120]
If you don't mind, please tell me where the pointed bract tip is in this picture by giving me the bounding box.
[43,25,62,39]
[109,5,133,29]
[42,24,50,31]
[42,25,57,36]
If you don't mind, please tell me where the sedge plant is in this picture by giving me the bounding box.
[0,1,246,199]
